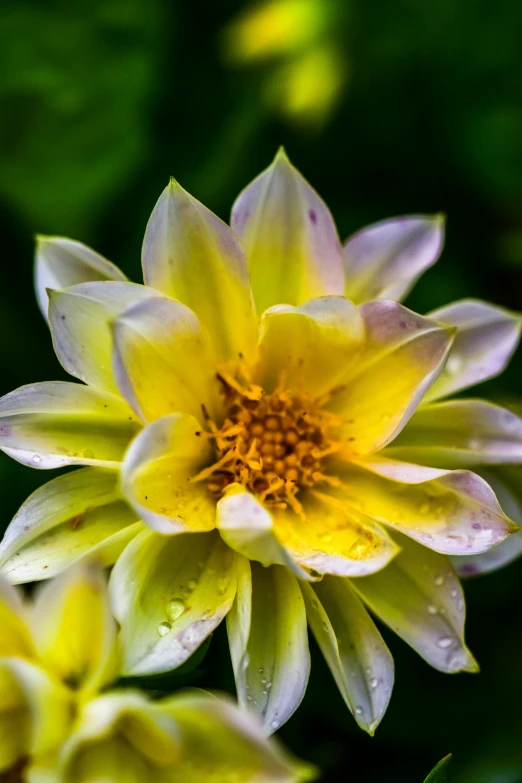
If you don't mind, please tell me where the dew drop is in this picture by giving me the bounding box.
[166,598,185,622]
[355,706,363,715]
[450,588,458,598]
[270,720,280,730]
[437,636,453,649]
[157,621,172,637]
[32,454,42,465]
[370,678,378,689]
[434,574,444,586]
[427,605,438,615]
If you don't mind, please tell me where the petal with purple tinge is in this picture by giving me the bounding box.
[424,300,522,401]
[231,149,344,313]
[142,179,257,362]
[35,236,127,320]
[330,460,518,555]
[343,214,444,304]
[112,296,219,423]
[0,468,142,584]
[110,529,239,675]
[49,282,156,393]
[385,400,522,468]
[302,577,393,734]
[0,382,140,470]
[352,533,477,673]
[227,561,310,734]
[329,301,454,454]
[121,413,216,535]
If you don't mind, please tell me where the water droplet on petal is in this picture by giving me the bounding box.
[355,706,363,715]
[166,598,185,622]
[32,454,42,465]
[434,574,444,586]
[370,678,378,689]
[427,605,438,615]
[270,720,280,730]
[450,588,458,598]
[158,621,172,637]
[437,636,453,649]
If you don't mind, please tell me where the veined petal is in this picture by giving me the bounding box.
[0,575,34,658]
[352,533,477,673]
[30,562,118,695]
[216,486,311,580]
[332,460,518,555]
[112,296,219,422]
[0,468,141,584]
[274,491,399,577]
[343,215,445,304]
[121,413,216,535]
[0,382,140,469]
[227,561,310,734]
[110,530,239,675]
[386,400,522,467]
[424,300,522,401]
[49,281,156,393]
[142,179,257,362]
[164,693,317,782]
[35,236,126,320]
[329,301,454,454]
[302,577,394,734]
[453,466,522,576]
[255,296,365,396]
[231,149,344,313]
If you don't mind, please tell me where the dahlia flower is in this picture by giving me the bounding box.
[0,150,520,735]
[0,561,312,782]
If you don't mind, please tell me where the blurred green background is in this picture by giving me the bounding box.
[2,0,522,780]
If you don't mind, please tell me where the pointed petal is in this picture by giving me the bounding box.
[231,149,344,312]
[216,485,311,579]
[424,755,452,783]
[329,301,454,454]
[30,562,118,694]
[0,468,141,584]
[0,575,34,658]
[386,399,522,467]
[163,693,317,782]
[0,382,140,469]
[227,561,310,733]
[424,300,522,401]
[121,413,216,535]
[142,179,258,362]
[35,236,126,320]
[343,215,444,304]
[333,460,518,555]
[111,296,219,422]
[352,533,477,673]
[49,281,156,393]
[453,466,522,576]
[110,530,239,675]
[302,577,393,734]
[255,296,365,396]
[274,491,399,577]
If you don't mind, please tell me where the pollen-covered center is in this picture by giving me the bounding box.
[192,375,343,517]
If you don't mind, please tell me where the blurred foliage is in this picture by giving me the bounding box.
[2,0,522,781]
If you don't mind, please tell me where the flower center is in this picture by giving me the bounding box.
[192,374,343,517]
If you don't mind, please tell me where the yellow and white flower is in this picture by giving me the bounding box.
[1,149,520,735]
[0,562,313,782]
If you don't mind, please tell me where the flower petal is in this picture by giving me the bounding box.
[231,149,344,312]
[216,485,311,579]
[30,562,118,695]
[453,466,522,576]
[255,296,365,396]
[110,529,239,675]
[0,382,140,469]
[0,468,141,584]
[332,460,518,555]
[121,413,216,535]
[49,281,156,393]
[163,693,317,782]
[0,575,34,658]
[329,301,454,454]
[424,300,522,401]
[386,399,522,467]
[226,561,310,733]
[352,533,477,673]
[302,577,393,734]
[142,179,258,362]
[273,490,399,577]
[111,296,219,422]
[35,236,126,320]
[343,215,444,304]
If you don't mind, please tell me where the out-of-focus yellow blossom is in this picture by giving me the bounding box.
[0,150,521,738]
[0,562,314,782]
[221,0,346,126]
